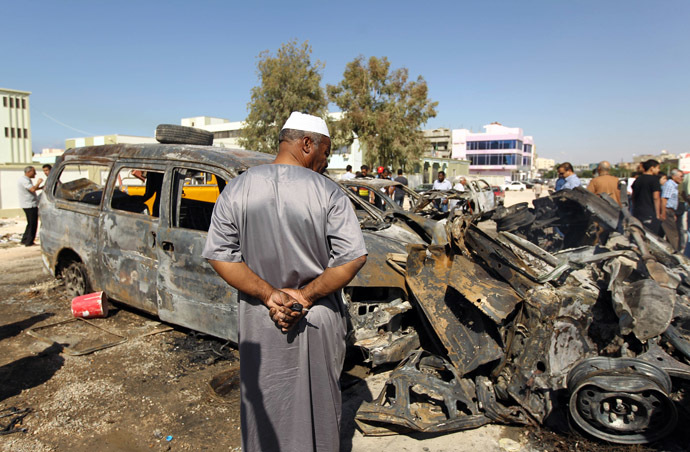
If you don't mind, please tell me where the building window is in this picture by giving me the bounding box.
[4,127,8,137]
[22,99,26,109]
[9,98,13,108]
[213,130,241,139]
[24,128,28,138]
[11,128,15,138]
[17,128,21,138]
[2,97,6,107]
[468,152,521,166]
[467,140,522,151]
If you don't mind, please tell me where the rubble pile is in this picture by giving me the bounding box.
[353,187,690,445]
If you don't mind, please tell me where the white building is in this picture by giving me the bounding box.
[452,122,535,180]
[535,157,556,171]
[324,112,364,176]
[1,88,32,164]
[181,116,245,148]
[65,134,157,149]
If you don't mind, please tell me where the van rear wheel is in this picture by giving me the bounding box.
[63,261,91,298]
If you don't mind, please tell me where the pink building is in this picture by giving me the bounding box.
[451,122,535,180]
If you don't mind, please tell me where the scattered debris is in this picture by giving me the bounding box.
[0,407,31,436]
[209,367,240,400]
[27,318,127,355]
[170,332,237,366]
[26,316,173,355]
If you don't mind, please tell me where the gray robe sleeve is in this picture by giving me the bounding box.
[327,189,367,268]
[202,188,243,263]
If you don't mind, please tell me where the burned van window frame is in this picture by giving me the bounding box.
[170,166,227,232]
[54,163,111,207]
[110,167,166,218]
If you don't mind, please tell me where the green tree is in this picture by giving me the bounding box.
[239,40,327,154]
[327,56,438,169]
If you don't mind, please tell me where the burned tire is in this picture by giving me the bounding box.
[155,124,213,145]
[567,357,677,444]
[62,261,92,299]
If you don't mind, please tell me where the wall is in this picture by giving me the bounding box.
[0,166,31,216]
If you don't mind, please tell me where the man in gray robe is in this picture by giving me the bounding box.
[203,112,367,452]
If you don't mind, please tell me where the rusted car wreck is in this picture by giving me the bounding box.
[355,187,690,445]
[40,127,690,445]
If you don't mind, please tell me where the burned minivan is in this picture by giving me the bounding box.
[39,125,418,351]
[39,125,277,341]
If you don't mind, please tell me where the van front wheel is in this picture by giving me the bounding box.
[62,261,91,298]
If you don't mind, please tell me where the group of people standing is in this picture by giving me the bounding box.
[554,159,688,253]
[630,159,687,252]
[340,164,409,207]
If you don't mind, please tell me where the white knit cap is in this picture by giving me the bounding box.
[281,112,330,138]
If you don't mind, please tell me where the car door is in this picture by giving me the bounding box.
[98,163,167,314]
[155,165,240,342]
[477,179,495,210]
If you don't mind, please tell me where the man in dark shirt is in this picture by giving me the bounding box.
[393,169,408,207]
[631,159,662,234]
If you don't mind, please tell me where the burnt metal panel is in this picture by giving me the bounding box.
[354,328,421,367]
[447,254,522,324]
[348,233,408,290]
[406,245,503,376]
[554,187,622,231]
[464,226,537,297]
[498,285,598,423]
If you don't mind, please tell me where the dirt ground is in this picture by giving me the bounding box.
[1,212,687,452]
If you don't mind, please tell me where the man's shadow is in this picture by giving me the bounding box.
[0,313,54,343]
[0,343,64,402]
[339,353,375,452]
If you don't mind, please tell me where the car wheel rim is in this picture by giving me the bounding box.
[567,357,677,444]
[64,264,86,298]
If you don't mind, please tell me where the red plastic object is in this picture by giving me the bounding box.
[71,292,109,318]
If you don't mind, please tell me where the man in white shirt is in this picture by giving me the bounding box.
[432,171,453,212]
[17,166,43,246]
[340,164,355,180]
[453,177,467,192]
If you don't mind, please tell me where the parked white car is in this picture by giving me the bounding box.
[502,181,526,191]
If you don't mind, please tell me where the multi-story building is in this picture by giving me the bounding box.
[1,88,32,164]
[451,122,535,180]
[423,128,452,158]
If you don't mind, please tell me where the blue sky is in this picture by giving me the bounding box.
[2,0,688,164]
